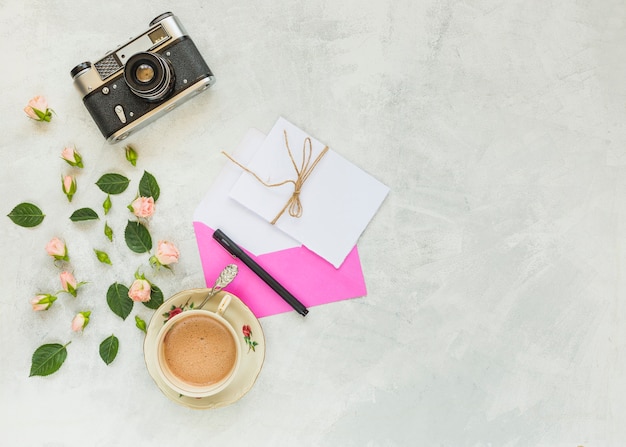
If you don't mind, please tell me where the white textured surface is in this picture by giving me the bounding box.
[1,0,626,445]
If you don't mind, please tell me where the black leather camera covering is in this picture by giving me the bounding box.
[82,37,213,140]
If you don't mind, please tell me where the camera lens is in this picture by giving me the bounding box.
[135,64,155,83]
[124,52,175,102]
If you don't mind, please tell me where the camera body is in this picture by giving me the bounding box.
[71,12,215,143]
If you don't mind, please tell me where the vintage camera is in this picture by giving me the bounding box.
[70,12,215,143]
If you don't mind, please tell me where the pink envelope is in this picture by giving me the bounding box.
[193,129,367,318]
[193,223,366,317]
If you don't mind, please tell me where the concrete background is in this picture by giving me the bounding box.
[1,0,625,445]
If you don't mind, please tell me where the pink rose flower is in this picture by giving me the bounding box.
[60,271,84,297]
[128,278,152,302]
[150,240,180,270]
[24,96,53,122]
[60,271,76,290]
[45,237,69,262]
[61,146,84,168]
[156,240,180,265]
[31,294,57,311]
[129,196,155,218]
[62,175,77,202]
[71,311,91,332]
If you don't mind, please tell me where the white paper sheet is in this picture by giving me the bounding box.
[228,117,389,268]
[192,128,300,255]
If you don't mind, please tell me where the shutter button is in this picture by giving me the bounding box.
[114,105,127,124]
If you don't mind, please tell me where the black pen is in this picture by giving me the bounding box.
[212,229,309,316]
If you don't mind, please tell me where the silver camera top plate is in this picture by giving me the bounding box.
[72,14,187,97]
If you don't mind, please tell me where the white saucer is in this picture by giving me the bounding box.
[143,289,265,409]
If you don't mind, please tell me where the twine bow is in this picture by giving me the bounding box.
[222,130,329,224]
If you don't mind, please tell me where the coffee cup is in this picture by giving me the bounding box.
[155,294,241,398]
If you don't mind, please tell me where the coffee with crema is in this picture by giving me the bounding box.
[162,314,237,387]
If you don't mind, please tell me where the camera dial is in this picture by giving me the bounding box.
[124,52,175,102]
[150,12,173,26]
[71,62,92,79]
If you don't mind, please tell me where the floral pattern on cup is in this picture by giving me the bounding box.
[161,298,260,355]
[162,299,195,323]
[242,325,258,353]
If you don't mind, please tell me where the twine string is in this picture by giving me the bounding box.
[222,130,329,224]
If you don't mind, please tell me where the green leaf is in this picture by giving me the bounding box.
[96,173,130,195]
[99,335,119,365]
[7,203,45,228]
[103,195,112,215]
[70,208,99,222]
[124,220,152,253]
[104,222,113,242]
[138,171,160,202]
[142,283,164,310]
[106,283,133,320]
[29,342,70,377]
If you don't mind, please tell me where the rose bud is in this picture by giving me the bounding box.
[62,175,77,202]
[31,294,57,311]
[135,315,147,333]
[24,96,53,122]
[45,237,69,262]
[60,271,85,297]
[125,145,138,166]
[61,146,84,168]
[71,311,91,332]
[128,196,155,218]
[94,249,112,265]
[128,278,152,302]
[150,240,180,270]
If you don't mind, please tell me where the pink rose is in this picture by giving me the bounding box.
[60,271,76,290]
[60,271,84,297]
[71,311,91,332]
[61,146,84,168]
[24,96,52,122]
[155,240,180,266]
[128,279,152,302]
[45,237,68,261]
[31,294,57,311]
[62,175,77,202]
[130,196,155,218]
